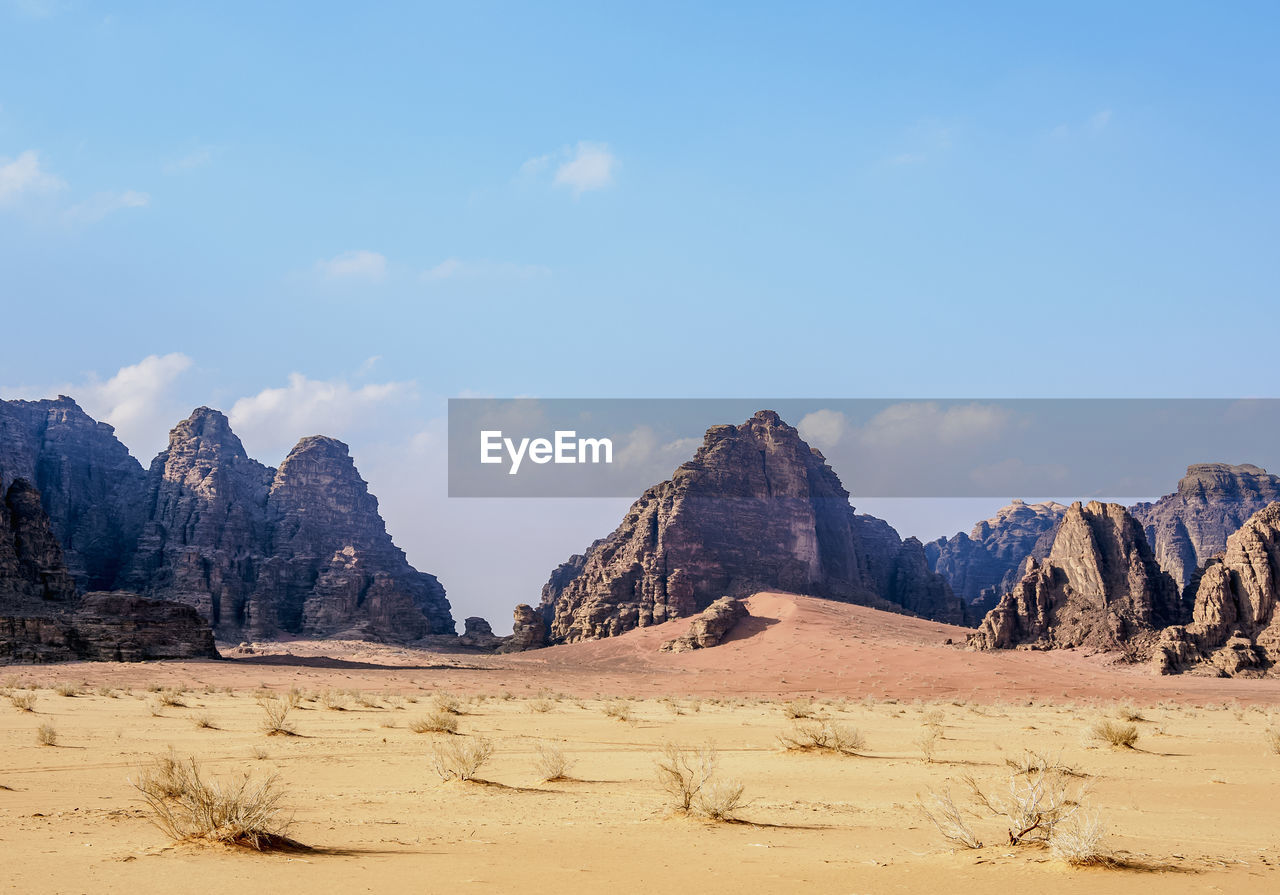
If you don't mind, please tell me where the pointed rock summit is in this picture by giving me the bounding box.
[534,410,966,645]
[970,501,1184,652]
[1131,464,1280,590]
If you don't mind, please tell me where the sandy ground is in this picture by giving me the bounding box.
[2,593,1279,893]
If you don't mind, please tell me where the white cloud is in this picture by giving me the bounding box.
[1090,109,1113,131]
[856,402,1012,449]
[421,258,550,282]
[797,409,848,451]
[0,150,66,203]
[73,353,194,456]
[553,142,618,194]
[228,373,415,461]
[163,146,216,174]
[317,249,387,281]
[64,189,149,224]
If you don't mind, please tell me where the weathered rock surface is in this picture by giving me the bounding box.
[535,411,966,646]
[660,597,749,652]
[1131,464,1280,590]
[926,500,1067,610]
[970,501,1184,652]
[0,476,216,664]
[499,604,548,653]
[1152,501,1280,675]
[0,397,146,590]
[0,400,454,643]
[457,616,504,651]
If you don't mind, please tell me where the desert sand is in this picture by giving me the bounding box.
[2,593,1279,894]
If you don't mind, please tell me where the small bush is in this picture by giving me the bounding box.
[132,753,295,850]
[1050,812,1113,866]
[696,779,746,821]
[37,723,58,746]
[528,697,554,714]
[1266,729,1280,755]
[320,690,347,711]
[430,736,494,781]
[1117,705,1146,722]
[432,692,464,715]
[603,700,632,722]
[533,742,573,782]
[918,787,982,849]
[158,688,186,708]
[96,686,116,698]
[409,710,458,734]
[10,692,37,713]
[55,682,80,698]
[249,746,270,761]
[783,698,818,719]
[1091,720,1139,749]
[192,713,218,730]
[655,742,718,812]
[964,769,1085,846]
[778,720,866,755]
[258,695,297,737]
[1005,749,1080,777]
[916,726,941,763]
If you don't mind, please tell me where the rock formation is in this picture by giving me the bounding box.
[1131,464,1280,590]
[1,476,215,664]
[926,500,1067,609]
[1152,501,1280,675]
[660,597,749,652]
[534,411,966,646]
[970,501,1184,652]
[0,397,146,590]
[0,399,454,643]
[500,604,548,653]
[457,617,505,651]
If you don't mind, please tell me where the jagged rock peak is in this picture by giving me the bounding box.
[531,410,965,647]
[1131,463,1280,590]
[970,501,1184,652]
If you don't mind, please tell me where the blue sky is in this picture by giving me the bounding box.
[2,2,1278,627]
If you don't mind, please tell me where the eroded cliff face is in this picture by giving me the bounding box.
[535,411,966,645]
[926,500,1066,610]
[970,501,1184,652]
[0,476,215,664]
[1131,464,1280,590]
[0,399,454,643]
[1152,501,1280,675]
[0,397,146,591]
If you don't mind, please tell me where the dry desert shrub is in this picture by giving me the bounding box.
[409,710,458,734]
[10,692,37,712]
[528,697,554,714]
[779,720,866,755]
[132,753,296,850]
[917,787,982,849]
[320,689,347,711]
[96,686,116,698]
[1005,749,1081,778]
[158,688,186,708]
[603,699,633,722]
[1090,720,1139,749]
[1266,729,1280,755]
[1049,811,1113,866]
[432,691,464,715]
[192,713,218,730]
[916,726,942,763]
[783,698,818,719]
[655,742,718,812]
[430,736,494,781]
[1116,705,1146,722]
[36,723,58,746]
[963,768,1088,846]
[249,746,270,761]
[55,682,80,698]
[258,695,297,736]
[533,742,573,782]
[695,779,746,821]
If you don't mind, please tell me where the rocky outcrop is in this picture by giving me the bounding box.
[457,617,504,651]
[660,597,749,652]
[1152,501,1280,675]
[499,604,548,653]
[534,411,965,646]
[0,400,454,643]
[1131,464,1280,590]
[926,500,1067,610]
[0,476,216,664]
[0,397,147,590]
[970,501,1184,652]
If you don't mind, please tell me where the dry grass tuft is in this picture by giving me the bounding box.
[603,699,633,722]
[783,698,818,719]
[695,779,747,821]
[533,742,573,782]
[36,723,58,746]
[192,713,218,730]
[55,682,80,698]
[778,720,866,755]
[916,726,942,763]
[132,753,297,850]
[1266,728,1280,755]
[10,692,37,713]
[430,736,494,781]
[431,691,465,716]
[1091,720,1139,749]
[258,695,297,737]
[1049,811,1114,866]
[409,710,458,734]
[918,787,982,849]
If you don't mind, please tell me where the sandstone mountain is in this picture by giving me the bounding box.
[970,501,1185,652]
[1153,501,1280,675]
[1131,464,1280,590]
[533,411,968,646]
[926,500,1066,610]
[0,398,454,643]
[1,475,215,663]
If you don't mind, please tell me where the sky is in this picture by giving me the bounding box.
[2,2,1278,630]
